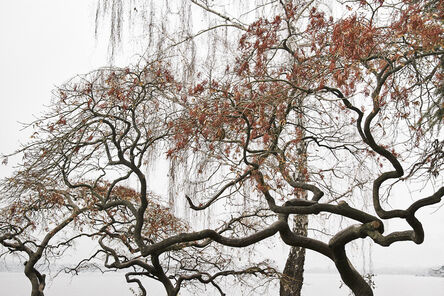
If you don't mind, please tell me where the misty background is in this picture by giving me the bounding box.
[0,1,443,295]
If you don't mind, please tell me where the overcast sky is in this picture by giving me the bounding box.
[0,0,443,272]
[0,1,102,164]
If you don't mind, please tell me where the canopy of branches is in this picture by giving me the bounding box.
[1,1,443,296]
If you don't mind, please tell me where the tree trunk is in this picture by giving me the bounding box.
[280,214,308,296]
[280,85,308,295]
[333,248,373,296]
[24,263,45,296]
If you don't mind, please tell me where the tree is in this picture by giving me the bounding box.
[0,169,90,296]
[2,63,279,296]
[94,0,444,294]
[94,1,330,294]
[2,0,444,296]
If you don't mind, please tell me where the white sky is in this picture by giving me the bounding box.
[0,0,443,273]
[0,1,103,165]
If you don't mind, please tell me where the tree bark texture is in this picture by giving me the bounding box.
[280,214,308,296]
[280,90,308,295]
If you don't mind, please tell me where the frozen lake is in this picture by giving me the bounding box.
[2,272,443,295]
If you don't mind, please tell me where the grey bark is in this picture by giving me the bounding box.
[280,91,308,296]
[280,214,308,296]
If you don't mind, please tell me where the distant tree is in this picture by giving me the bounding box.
[1,1,443,296]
